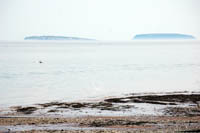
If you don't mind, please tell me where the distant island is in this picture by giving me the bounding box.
[133,33,195,40]
[24,36,95,41]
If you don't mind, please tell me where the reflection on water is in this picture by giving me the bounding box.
[0,41,200,106]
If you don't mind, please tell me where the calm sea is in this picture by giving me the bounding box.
[0,41,200,106]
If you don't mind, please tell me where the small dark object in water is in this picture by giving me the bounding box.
[39,61,43,63]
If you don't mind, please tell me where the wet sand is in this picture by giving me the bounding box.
[0,92,200,132]
[1,116,200,132]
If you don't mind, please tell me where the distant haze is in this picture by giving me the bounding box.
[0,0,200,41]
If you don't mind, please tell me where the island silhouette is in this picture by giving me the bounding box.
[133,33,195,40]
[24,36,95,41]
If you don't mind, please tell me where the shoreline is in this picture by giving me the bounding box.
[0,91,200,132]
[1,116,200,132]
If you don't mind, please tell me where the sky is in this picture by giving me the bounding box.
[0,0,200,41]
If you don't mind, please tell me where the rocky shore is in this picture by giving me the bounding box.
[0,92,200,132]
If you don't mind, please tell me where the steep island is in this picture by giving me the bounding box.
[24,36,95,41]
[133,33,195,40]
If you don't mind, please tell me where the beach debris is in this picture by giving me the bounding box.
[38,102,66,108]
[38,101,133,112]
[48,109,59,113]
[0,116,200,132]
[80,119,156,127]
[179,129,200,132]
[10,93,200,117]
[2,92,200,132]
[104,94,200,105]
[164,106,200,117]
[16,106,38,114]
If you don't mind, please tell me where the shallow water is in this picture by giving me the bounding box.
[0,41,200,106]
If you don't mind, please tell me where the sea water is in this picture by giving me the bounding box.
[0,41,200,106]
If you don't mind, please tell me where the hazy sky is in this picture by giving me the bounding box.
[0,0,200,40]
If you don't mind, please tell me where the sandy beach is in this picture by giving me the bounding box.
[1,92,200,132]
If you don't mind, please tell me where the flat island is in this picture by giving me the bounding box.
[24,36,95,41]
[133,33,195,40]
